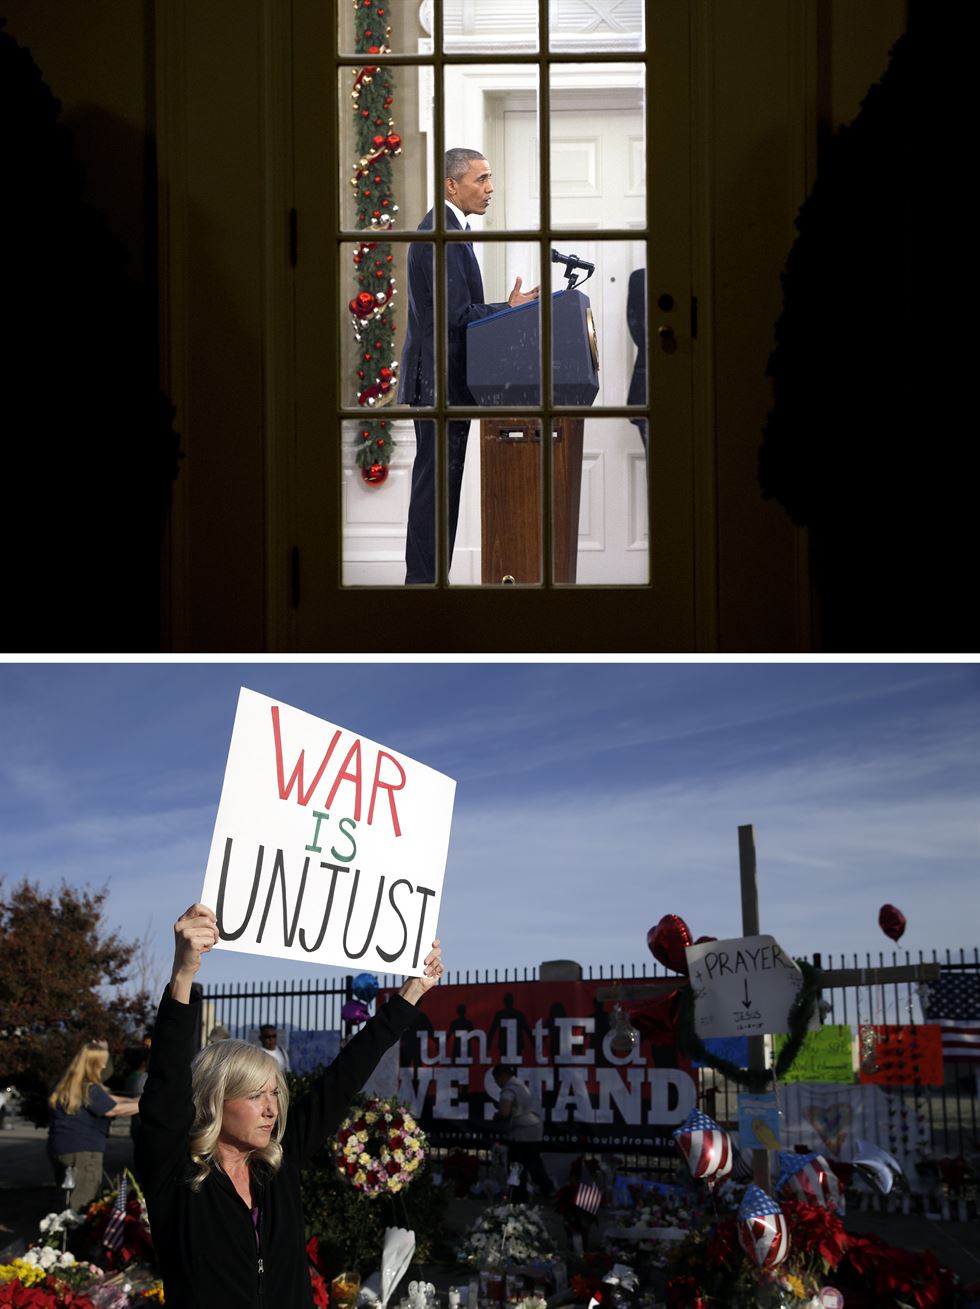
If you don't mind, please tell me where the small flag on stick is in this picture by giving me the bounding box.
[102,1173,128,1251]
[575,1180,602,1214]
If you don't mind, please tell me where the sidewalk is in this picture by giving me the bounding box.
[0,1120,137,1259]
[2,1123,978,1285]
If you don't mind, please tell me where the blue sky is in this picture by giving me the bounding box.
[0,662,977,997]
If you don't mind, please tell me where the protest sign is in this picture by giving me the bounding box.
[685,934,811,1039]
[201,688,456,973]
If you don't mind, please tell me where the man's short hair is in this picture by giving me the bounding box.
[259,1024,277,1038]
[445,147,486,181]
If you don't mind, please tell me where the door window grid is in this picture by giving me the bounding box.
[334,1,651,587]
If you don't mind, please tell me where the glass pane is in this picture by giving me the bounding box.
[551,417,649,586]
[546,236,647,408]
[440,0,539,54]
[546,240,648,587]
[548,63,646,231]
[442,65,540,233]
[338,0,417,56]
[338,64,431,233]
[548,0,645,53]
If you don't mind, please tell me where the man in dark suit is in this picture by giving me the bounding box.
[399,147,539,584]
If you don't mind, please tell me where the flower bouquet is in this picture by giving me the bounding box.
[455,1203,557,1271]
[665,1197,964,1308]
[331,1095,428,1196]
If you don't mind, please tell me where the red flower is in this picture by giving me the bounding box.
[665,1276,705,1309]
[782,1199,849,1269]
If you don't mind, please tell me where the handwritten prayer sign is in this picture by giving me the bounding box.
[201,688,456,974]
[685,934,809,1039]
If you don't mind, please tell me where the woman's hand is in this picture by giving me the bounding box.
[170,903,219,1003]
[398,939,444,1006]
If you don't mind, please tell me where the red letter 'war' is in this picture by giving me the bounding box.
[272,704,341,805]
[368,750,406,837]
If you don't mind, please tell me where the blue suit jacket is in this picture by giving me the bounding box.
[398,206,508,406]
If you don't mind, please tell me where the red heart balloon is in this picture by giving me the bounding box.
[647,914,694,974]
[878,904,906,943]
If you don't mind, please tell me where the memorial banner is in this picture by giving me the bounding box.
[379,980,698,1152]
[202,688,456,973]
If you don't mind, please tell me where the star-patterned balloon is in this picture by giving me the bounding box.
[737,1184,789,1269]
[672,1109,734,1181]
[776,1151,844,1213]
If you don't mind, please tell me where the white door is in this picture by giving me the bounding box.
[503,103,649,584]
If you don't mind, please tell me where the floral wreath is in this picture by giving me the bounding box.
[331,1094,427,1196]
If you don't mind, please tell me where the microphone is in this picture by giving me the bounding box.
[551,248,595,275]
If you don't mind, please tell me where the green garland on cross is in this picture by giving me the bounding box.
[676,959,821,1091]
[348,0,402,477]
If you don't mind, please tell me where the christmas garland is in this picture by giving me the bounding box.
[348,0,402,484]
[676,960,820,1091]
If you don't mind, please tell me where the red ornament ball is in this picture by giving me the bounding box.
[386,133,402,151]
[372,134,385,147]
[361,462,388,486]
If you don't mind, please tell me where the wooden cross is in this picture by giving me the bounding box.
[599,823,940,1193]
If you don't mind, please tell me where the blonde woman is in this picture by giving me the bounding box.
[137,904,443,1309]
[47,1040,140,1209]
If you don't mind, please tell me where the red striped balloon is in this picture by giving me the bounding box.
[672,1109,734,1181]
[737,1184,789,1270]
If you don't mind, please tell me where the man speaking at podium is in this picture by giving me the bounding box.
[399,148,540,585]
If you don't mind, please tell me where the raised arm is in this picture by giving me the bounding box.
[169,903,220,1003]
[397,938,444,1005]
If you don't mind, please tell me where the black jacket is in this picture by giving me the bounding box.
[397,205,508,406]
[137,987,421,1308]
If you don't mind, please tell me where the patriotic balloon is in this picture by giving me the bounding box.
[878,903,906,943]
[737,1184,789,1270]
[672,1109,734,1182]
[776,1151,844,1214]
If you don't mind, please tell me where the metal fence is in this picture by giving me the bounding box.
[201,946,979,1164]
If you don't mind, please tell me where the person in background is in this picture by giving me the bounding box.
[491,1064,553,1202]
[258,1023,290,1073]
[626,267,648,454]
[48,1040,141,1209]
[137,903,444,1308]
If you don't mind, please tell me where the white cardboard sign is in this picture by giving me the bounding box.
[685,934,805,1039]
[201,688,456,975]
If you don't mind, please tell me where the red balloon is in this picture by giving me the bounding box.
[647,914,694,974]
[878,904,906,943]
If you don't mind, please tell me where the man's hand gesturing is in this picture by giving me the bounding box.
[508,276,540,307]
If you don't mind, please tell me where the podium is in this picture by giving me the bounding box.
[467,289,599,583]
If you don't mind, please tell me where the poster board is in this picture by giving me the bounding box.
[202,688,456,974]
[685,935,811,1038]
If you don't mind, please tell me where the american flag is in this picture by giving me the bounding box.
[102,1173,128,1251]
[575,1180,602,1214]
[922,971,980,1063]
